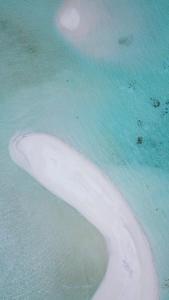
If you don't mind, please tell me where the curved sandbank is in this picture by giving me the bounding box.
[9,133,159,300]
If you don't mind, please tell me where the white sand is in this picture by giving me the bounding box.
[9,133,159,300]
[60,8,80,31]
[55,0,143,61]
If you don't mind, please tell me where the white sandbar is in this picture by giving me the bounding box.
[60,8,80,31]
[9,133,159,300]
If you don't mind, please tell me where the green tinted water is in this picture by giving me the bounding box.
[0,0,169,299]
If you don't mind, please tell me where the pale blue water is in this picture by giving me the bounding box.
[0,0,169,299]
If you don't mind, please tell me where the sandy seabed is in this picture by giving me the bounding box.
[9,132,159,300]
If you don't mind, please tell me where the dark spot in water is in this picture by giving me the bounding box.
[150,98,161,108]
[118,35,134,47]
[75,115,79,120]
[162,61,169,72]
[136,136,144,144]
[162,279,169,289]
[25,45,38,55]
[128,80,136,90]
[137,120,143,127]
[162,107,168,116]
[155,208,159,212]
[66,79,70,83]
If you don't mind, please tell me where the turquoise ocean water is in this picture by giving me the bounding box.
[0,0,169,299]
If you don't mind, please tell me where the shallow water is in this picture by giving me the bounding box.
[0,0,169,299]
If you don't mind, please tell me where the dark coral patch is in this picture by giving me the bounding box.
[150,98,160,108]
[118,35,134,47]
[136,136,144,145]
